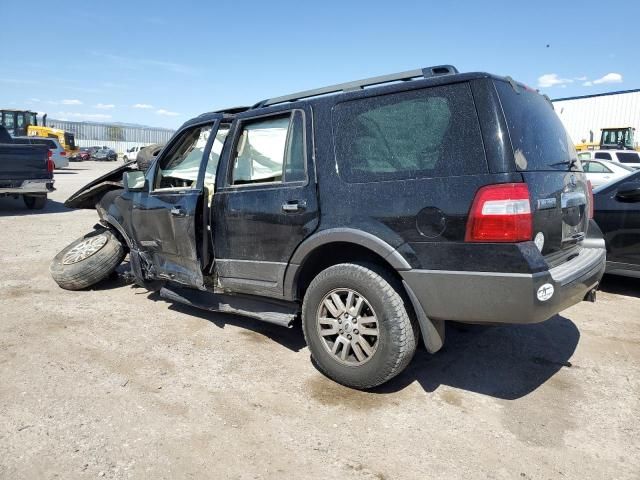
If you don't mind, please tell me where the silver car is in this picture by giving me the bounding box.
[13,136,69,169]
[578,149,640,170]
[580,158,636,187]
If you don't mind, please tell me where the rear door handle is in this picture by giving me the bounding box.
[282,200,306,213]
[170,206,187,217]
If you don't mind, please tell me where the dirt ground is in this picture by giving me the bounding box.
[0,161,638,480]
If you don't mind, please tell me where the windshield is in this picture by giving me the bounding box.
[496,80,581,172]
[601,129,634,149]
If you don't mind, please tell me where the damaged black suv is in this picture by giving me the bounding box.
[52,65,606,389]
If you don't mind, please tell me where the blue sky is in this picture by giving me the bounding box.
[1,0,637,129]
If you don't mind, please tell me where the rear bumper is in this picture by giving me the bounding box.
[401,246,606,325]
[0,179,55,195]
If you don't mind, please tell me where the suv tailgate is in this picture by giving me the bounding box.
[495,80,590,262]
[0,144,51,182]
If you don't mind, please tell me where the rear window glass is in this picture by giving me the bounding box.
[32,139,56,148]
[616,152,640,164]
[496,81,579,171]
[594,152,612,160]
[332,83,486,183]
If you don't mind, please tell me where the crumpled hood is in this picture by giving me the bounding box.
[65,161,137,209]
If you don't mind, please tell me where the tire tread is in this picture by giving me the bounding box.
[302,262,418,389]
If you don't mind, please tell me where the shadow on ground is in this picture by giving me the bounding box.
[374,316,579,399]
[91,266,308,353]
[166,301,307,353]
[599,273,640,298]
[89,267,580,400]
[0,196,70,216]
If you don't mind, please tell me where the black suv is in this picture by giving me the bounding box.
[52,65,606,389]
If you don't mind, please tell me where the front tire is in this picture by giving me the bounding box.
[302,263,418,389]
[23,195,46,210]
[50,229,126,290]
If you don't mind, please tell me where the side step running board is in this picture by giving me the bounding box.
[159,286,299,328]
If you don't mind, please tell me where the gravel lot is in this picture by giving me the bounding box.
[1,162,638,480]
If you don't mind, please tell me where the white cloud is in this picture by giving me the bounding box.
[583,81,593,87]
[95,103,115,109]
[593,73,623,85]
[156,109,180,116]
[574,76,587,81]
[133,103,153,109]
[61,99,83,105]
[29,98,41,102]
[537,73,573,88]
[57,111,112,121]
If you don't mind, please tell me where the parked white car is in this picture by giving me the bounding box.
[580,158,636,187]
[122,145,145,162]
[578,149,640,169]
[13,136,69,169]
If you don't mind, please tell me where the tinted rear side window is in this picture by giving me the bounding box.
[332,83,486,183]
[616,152,640,164]
[32,139,56,148]
[594,152,612,161]
[496,80,578,171]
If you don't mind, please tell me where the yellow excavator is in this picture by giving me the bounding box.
[0,109,78,154]
[575,126,638,151]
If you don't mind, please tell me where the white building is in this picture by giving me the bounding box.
[552,89,640,147]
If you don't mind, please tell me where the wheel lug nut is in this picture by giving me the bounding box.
[354,329,359,334]
[338,319,342,324]
[347,334,352,340]
[353,318,357,323]
[339,329,343,334]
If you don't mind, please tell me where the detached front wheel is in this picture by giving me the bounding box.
[50,229,126,290]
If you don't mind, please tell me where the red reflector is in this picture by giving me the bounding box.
[465,183,533,242]
[60,151,67,156]
[587,180,594,219]
[46,151,54,173]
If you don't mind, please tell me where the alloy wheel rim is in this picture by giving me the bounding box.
[62,236,108,265]
[316,288,380,366]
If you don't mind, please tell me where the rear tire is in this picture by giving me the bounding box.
[302,263,418,389]
[23,195,46,210]
[50,229,126,290]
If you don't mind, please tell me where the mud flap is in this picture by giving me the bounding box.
[402,280,445,353]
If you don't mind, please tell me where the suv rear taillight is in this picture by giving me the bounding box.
[587,180,594,219]
[46,150,55,173]
[465,183,532,242]
[60,150,67,156]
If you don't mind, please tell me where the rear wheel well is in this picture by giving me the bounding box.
[295,242,404,301]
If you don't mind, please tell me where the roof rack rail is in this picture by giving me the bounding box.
[252,64,459,108]
[213,106,250,114]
